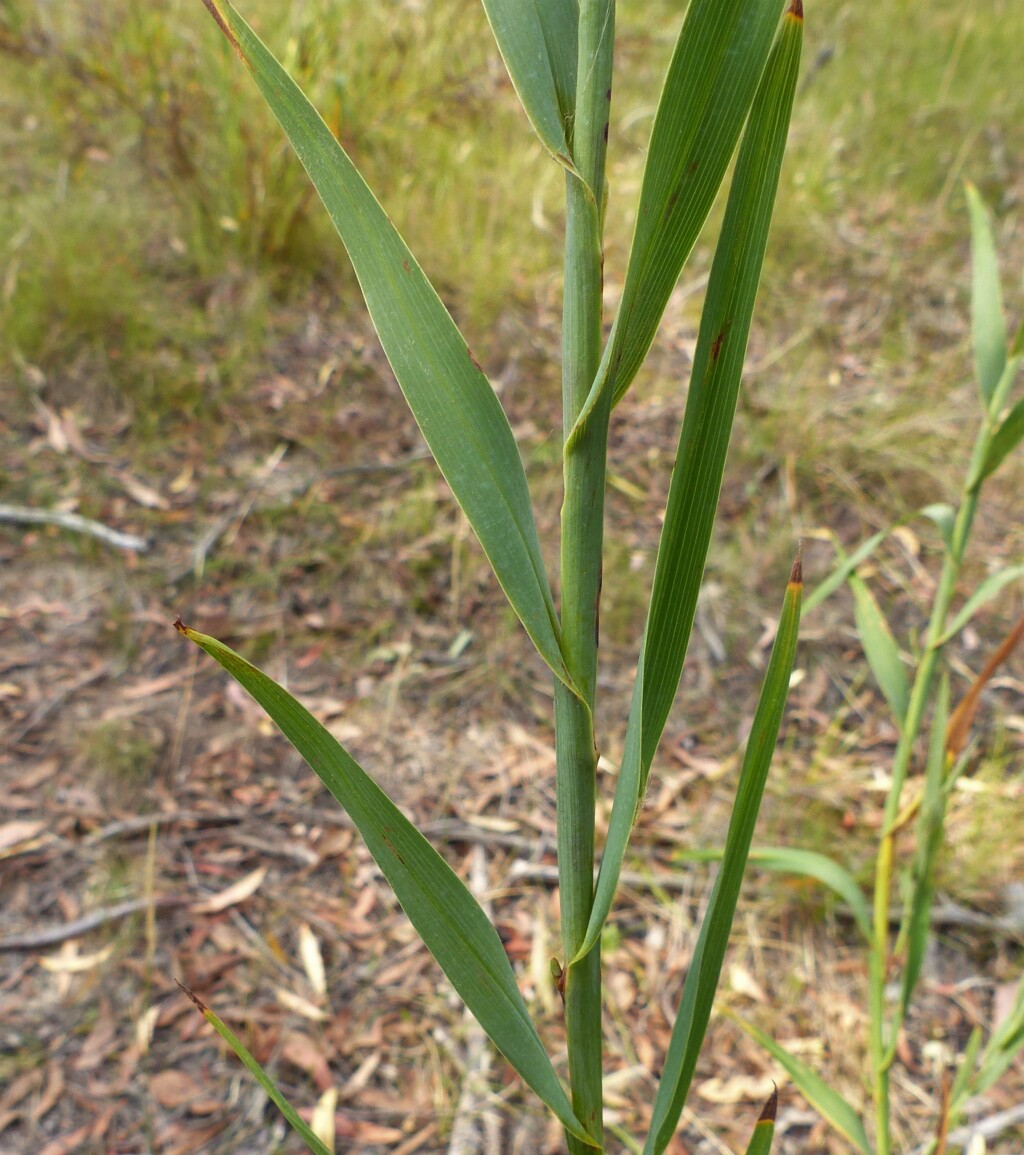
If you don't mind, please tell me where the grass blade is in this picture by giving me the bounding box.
[635,1,802,786]
[643,554,802,1155]
[572,0,785,430]
[801,530,888,615]
[725,1011,872,1154]
[175,621,595,1147]
[201,0,574,698]
[684,846,872,943]
[965,180,1007,408]
[574,8,802,967]
[969,386,1024,491]
[177,982,333,1155]
[480,0,577,170]
[849,573,910,729]
[936,564,1024,645]
[899,675,950,1019]
[743,1087,778,1155]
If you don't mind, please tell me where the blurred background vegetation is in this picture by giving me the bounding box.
[3,0,1022,456]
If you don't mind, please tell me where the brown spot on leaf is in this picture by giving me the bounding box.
[201,1,243,62]
[788,0,803,20]
[710,329,727,363]
[402,259,410,273]
[467,347,483,373]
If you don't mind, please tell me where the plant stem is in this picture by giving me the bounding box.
[557,3,614,1150]
[868,404,994,1154]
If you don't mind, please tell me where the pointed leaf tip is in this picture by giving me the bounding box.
[790,546,803,587]
[176,979,208,1015]
[173,616,188,636]
[759,1083,779,1123]
[788,0,803,20]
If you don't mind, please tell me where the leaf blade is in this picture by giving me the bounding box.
[480,0,577,168]
[575,6,802,967]
[965,181,1007,408]
[725,1012,872,1154]
[937,564,1024,645]
[596,0,786,415]
[203,0,574,696]
[849,574,910,729]
[969,384,1024,492]
[643,554,803,1155]
[176,623,595,1146]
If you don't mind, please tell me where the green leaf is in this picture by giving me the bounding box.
[726,1013,872,1154]
[800,530,888,616]
[480,0,577,168]
[975,977,1024,1097]
[965,181,1007,409]
[899,676,950,1018]
[919,504,956,554]
[684,847,872,943]
[574,11,802,965]
[592,0,787,418]
[178,983,333,1155]
[743,1086,778,1155]
[937,565,1024,645]
[969,385,1024,492]
[201,0,574,698]
[176,623,596,1147]
[643,555,802,1155]
[849,574,910,729]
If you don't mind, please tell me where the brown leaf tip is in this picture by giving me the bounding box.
[176,979,208,1015]
[787,0,804,20]
[789,542,804,586]
[201,0,244,61]
[173,615,188,636]
[759,1082,779,1123]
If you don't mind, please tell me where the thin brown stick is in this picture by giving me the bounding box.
[0,897,187,952]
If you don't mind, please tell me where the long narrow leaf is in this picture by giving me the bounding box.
[480,0,577,168]
[743,1087,778,1155]
[637,4,802,785]
[969,386,1024,492]
[177,983,333,1155]
[725,1012,871,1154]
[937,564,1024,645]
[175,621,595,1146]
[572,0,786,432]
[801,530,888,616]
[899,675,950,1018]
[965,181,1007,408]
[684,846,872,943]
[201,0,575,697]
[643,553,803,1155]
[849,574,910,729]
[574,11,802,965]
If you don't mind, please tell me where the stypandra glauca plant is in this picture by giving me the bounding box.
[699,186,1024,1155]
[176,2,804,1152]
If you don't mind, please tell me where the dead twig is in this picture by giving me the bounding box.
[0,502,149,552]
[0,897,187,952]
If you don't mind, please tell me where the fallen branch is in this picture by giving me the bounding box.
[0,897,187,952]
[0,502,149,552]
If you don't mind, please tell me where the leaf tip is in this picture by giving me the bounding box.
[787,0,804,20]
[176,978,209,1015]
[173,615,189,637]
[790,543,804,587]
[759,1082,779,1123]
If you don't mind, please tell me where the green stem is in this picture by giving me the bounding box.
[557,4,614,1151]
[868,408,993,1153]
